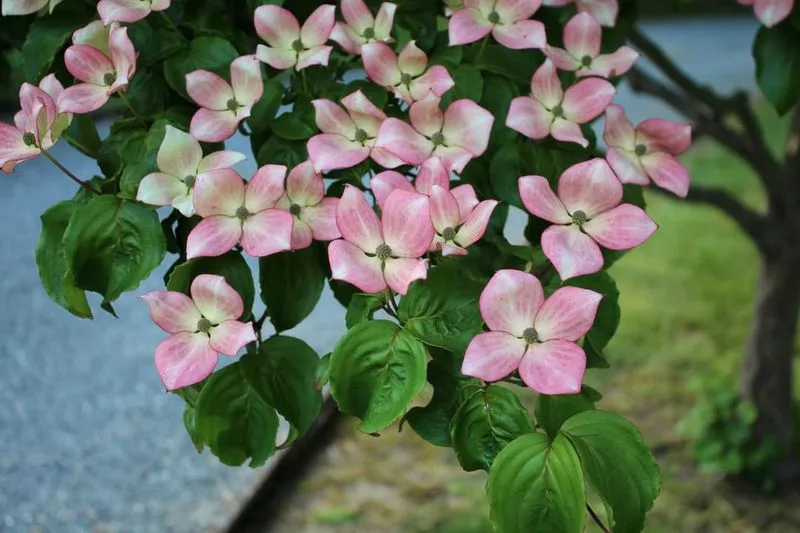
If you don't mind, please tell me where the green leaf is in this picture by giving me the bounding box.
[183,404,204,453]
[475,44,541,86]
[566,271,620,355]
[98,128,147,179]
[489,143,522,207]
[451,385,535,472]
[315,352,331,390]
[195,363,280,467]
[242,335,322,445]
[329,320,427,434]
[127,17,186,68]
[248,78,286,132]
[561,411,661,533]
[255,135,307,167]
[65,115,103,159]
[398,265,484,354]
[22,6,93,82]
[535,387,597,439]
[441,64,482,106]
[126,68,168,116]
[345,293,384,329]
[753,22,800,115]
[487,432,586,533]
[62,196,166,304]
[36,201,92,319]
[167,252,256,319]
[271,97,317,140]
[481,74,520,149]
[258,245,325,332]
[163,36,239,98]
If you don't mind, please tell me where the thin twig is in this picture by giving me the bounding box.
[42,151,99,195]
[253,308,269,340]
[587,504,611,533]
[117,91,148,128]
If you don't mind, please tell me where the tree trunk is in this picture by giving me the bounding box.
[740,211,800,483]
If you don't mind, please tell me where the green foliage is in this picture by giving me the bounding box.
[259,245,325,332]
[163,36,239,99]
[21,4,93,82]
[753,21,800,115]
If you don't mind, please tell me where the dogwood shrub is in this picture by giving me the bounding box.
[3,0,795,530]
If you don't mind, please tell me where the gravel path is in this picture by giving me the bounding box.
[0,17,757,533]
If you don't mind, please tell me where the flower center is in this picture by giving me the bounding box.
[354,128,369,143]
[362,27,375,40]
[487,10,500,24]
[291,39,304,52]
[442,226,457,241]
[581,55,593,67]
[23,132,37,147]
[522,327,540,344]
[375,243,392,261]
[635,143,648,156]
[226,98,240,112]
[197,317,212,334]
[400,72,413,86]
[431,132,445,146]
[572,209,588,226]
[235,206,251,220]
[551,104,564,118]
[183,175,196,188]
[289,203,302,216]
[103,72,116,86]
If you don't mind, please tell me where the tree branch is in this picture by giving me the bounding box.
[587,504,611,533]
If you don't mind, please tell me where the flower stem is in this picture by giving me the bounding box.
[42,151,99,195]
[300,69,309,95]
[475,35,489,64]
[587,504,610,533]
[118,91,147,128]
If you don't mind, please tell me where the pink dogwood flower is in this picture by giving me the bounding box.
[361,41,455,103]
[307,89,403,172]
[429,185,498,256]
[255,4,335,71]
[737,0,794,27]
[1,75,70,173]
[186,55,263,143]
[186,167,294,259]
[328,185,434,295]
[272,161,341,250]
[462,269,602,394]
[370,156,451,209]
[506,59,614,148]
[375,93,494,173]
[142,274,256,391]
[603,104,692,198]
[519,158,657,280]
[1,0,62,15]
[448,0,547,49]
[58,22,136,114]
[136,125,245,217]
[97,0,170,24]
[542,0,618,27]
[544,12,638,78]
[444,0,464,15]
[330,0,396,55]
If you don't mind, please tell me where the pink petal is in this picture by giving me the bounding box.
[562,77,615,123]
[384,257,429,294]
[637,118,692,155]
[303,197,341,241]
[543,46,581,71]
[586,46,638,78]
[256,45,297,70]
[398,40,428,76]
[495,0,543,20]
[71,20,108,50]
[157,126,201,179]
[186,216,242,259]
[2,0,48,15]
[290,218,315,250]
[603,104,636,149]
[506,96,552,140]
[312,98,357,137]
[328,239,387,293]
[370,146,407,168]
[518,340,585,394]
[456,199,498,247]
[209,320,257,356]
[450,184,479,222]
[362,42,402,86]
[307,134,370,173]
[578,0,618,27]
[0,123,39,169]
[429,185,461,233]
[193,168,245,217]
[409,93,445,137]
[337,185,384,252]
[254,5,300,48]
[373,2,397,39]
[141,291,202,334]
[297,45,333,71]
[519,175,571,224]
[541,224,604,280]
[492,19,546,50]
[189,108,239,143]
[191,273,245,323]
[431,145,475,174]
[371,170,414,210]
[415,157,450,195]
[753,0,793,27]
[286,160,324,206]
[448,7,493,46]
[245,164,286,212]
[584,203,657,250]
[534,286,602,341]
[231,55,264,106]
[341,89,387,136]
[341,0,374,33]
[442,99,494,156]
[531,59,563,109]
[301,4,336,48]
[558,158,622,218]
[551,117,588,147]
[136,173,188,209]
[186,70,233,110]
[56,84,110,114]
[479,269,544,337]
[606,147,648,185]
[330,22,362,55]
[462,331,527,382]
[441,241,468,256]
[241,209,294,257]
[155,332,218,391]
[409,65,455,102]
[64,45,113,85]
[197,150,247,173]
[563,12,600,59]
[97,0,151,24]
[382,189,435,257]
[641,152,690,198]
[109,25,136,80]
[374,118,433,166]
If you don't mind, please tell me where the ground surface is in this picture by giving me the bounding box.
[0,16,762,533]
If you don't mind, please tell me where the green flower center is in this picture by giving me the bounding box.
[572,209,588,226]
[635,143,648,156]
[487,10,500,24]
[226,98,240,112]
[235,206,251,220]
[289,203,302,216]
[183,175,196,188]
[551,104,564,118]
[103,72,116,86]
[197,317,212,334]
[23,132,37,147]
[522,327,540,344]
[362,27,376,40]
[431,132,445,146]
[400,72,413,86]
[292,39,304,52]
[442,227,457,241]
[581,55,593,67]
[354,128,369,143]
[375,243,392,261]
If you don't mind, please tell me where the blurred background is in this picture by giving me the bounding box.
[2,1,799,533]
